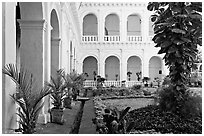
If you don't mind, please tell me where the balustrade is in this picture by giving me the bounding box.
[104,35,120,42]
[83,80,143,87]
[82,35,98,42]
[127,36,142,42]
[126,81,142,87]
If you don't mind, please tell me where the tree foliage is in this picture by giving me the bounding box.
[147,2,202,91]
[147,2,202,115]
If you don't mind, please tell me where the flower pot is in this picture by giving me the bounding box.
[50,108,64,124]
[64,97,72,109]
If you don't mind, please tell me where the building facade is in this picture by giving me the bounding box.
[78,2,168,86]
[2,2,169,133]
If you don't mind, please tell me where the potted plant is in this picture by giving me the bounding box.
[136,72,142,81]
[46,70,66,124]
[154,77,161,87]
[97,76,106,89]
[93,71,97,81]
[69,72,85,100]
[143,77,150,87]
[2,64,51,134]
[127,71,132,81]
[115,74,119,81]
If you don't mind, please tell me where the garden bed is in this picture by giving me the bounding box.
[92,86,202,134]
[125,105,202,134]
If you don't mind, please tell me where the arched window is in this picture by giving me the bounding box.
[127,14,141,36]
[105,14,120,35]
[83,14,98,35]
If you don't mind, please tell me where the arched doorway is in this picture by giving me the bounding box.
[105,56,120,81]
[83,56,98,80]
[127,56,142,81]
[149,56,162,81]
[50,9,60,77]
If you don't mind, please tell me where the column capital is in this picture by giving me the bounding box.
[17,19,47,31]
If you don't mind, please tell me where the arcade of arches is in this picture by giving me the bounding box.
[2,2,170,133]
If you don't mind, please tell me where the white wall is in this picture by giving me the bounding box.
[2,2,18,133]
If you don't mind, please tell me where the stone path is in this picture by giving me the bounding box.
[35,101,81,134]
[78,90,96,134]
[35,89,97,134]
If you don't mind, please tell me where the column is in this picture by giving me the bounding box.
[78,62,83,74]
[18,19,47,123]
[51,37,61,77]
[43,22,52,123]
[122,62,127,81]
[120,11,127,41]
[97,49,100,75]
[2,3,17,133]
[100,62,105,78]
[141,11,149,42]
[142,49,149,78]
[99,11,104,42]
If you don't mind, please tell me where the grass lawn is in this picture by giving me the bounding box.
[102,98,154,111]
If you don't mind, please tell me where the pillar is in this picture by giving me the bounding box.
[2,2,17,133]
[51,37,61,77]
[18,19,48,124]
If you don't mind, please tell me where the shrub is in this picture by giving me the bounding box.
[125,105,202,134]
[132,85,142,90]
[155,85,202,118]
[162,76,171,86]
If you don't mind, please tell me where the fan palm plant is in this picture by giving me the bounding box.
[2,64,51,134]
[46,70,66,124]
[67,72,85,100]
[46,70,66,109]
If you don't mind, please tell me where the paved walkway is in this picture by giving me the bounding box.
[78,90,96,134]
[35,101,81,134]
[35,89,96,134]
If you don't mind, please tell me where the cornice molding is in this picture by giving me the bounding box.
[80,2,147,8]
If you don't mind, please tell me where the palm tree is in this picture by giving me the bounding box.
[2,64,51,134]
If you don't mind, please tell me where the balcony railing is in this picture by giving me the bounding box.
[104,36,120,42]
[82,35,98,42]
[127,36,142,42]
[104,81,121,87]
[126,81,142,87]
[83,80,143,87]
[83,80,97,87]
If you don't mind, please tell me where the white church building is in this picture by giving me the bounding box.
[2,2,169,133]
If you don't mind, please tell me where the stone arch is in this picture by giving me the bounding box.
[127,13,141,36]
[83,56,98,80]
[127,56,142,81]
[105,56,120,81]
[149,56,162,81]
[50,9,60,77]
[105,13,120,35]
[83,13,98,35]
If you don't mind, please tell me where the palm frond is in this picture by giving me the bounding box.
[3,64,51,133]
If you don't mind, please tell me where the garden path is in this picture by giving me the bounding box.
[78,89,96,134]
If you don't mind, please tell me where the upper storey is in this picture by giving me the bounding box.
[78,2,154,43]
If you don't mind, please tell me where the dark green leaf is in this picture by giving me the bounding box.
[168,46,177,53]
[171,29,186,34]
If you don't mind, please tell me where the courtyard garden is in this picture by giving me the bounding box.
[2,2,202,134]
